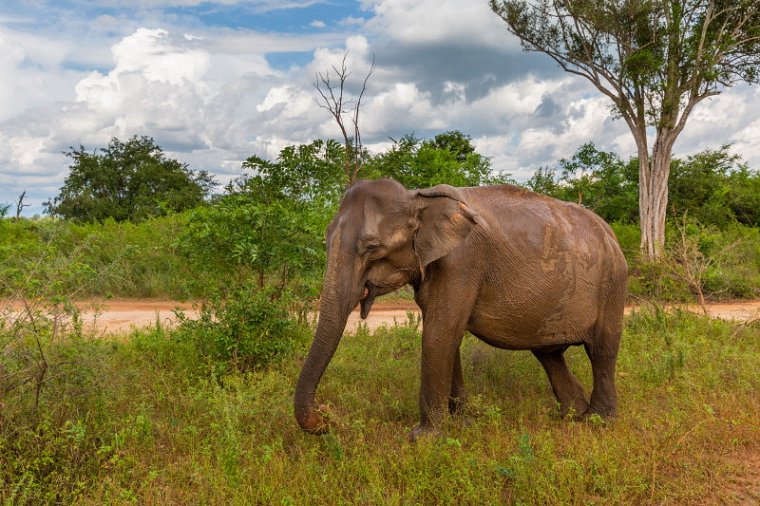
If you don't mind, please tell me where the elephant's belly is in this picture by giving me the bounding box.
[467,313,592,350]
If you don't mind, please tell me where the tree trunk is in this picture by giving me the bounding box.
[638,135,673,260]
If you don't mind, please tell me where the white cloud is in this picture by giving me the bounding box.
[472,93,622,177]
[57,1,325,11]
[74,29,211,119]
[467,77,567,124]
[0,15,359,207]
[361,0,516,49]
[674,85,760,162]
[206,29,346,57]
[0,36,28,118]
[472,133,519,176]
[0,33,87,123]
[340,16,365,26]
[63,28,213,152]
[2,1,760,215]
[364,82,443,133]
[310,34,372,75]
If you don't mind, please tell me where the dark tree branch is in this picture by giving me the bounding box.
[313,51,375,186]
[15,190,30,220]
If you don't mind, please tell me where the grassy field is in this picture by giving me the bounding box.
[1,308,758,505]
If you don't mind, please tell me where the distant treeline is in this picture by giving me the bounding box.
[1,132,759,302]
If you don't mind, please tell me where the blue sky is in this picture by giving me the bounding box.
[1,0,759,215]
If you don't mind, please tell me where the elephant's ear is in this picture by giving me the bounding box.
[413,185,482,273]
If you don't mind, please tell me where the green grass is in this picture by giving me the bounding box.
[2,308,758,504]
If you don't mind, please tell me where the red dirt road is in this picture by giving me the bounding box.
[2,298,758,335]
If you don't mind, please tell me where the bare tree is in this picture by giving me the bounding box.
[15,190,30,220]
[314,51,376,186]
[491,0,760,259]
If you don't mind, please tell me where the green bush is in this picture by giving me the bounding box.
[0,319,208,504]
[613,221,760,302]
[363,131,509,189]
[527,143,760,229]
[177,195,327,292]
[627,259,693,302]
[699,223,760,299]
[0,213,219,299]
[609,222,640,258]
[172,286,311,373]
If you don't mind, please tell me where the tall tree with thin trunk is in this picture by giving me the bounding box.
[314,52,376,187]
[490,0,760,259]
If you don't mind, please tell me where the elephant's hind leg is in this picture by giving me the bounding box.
[584,312,623,418]
[532,348,589,418]
[583,341,619,417]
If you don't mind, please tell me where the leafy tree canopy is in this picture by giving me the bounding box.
[179,139,345,290]
[238,138,347,206]
[527,143,760,228]
[669,145,760,226]
[45,136,216,222]
[491,0,760,258]
[527,143,639,224]
[364,131,509,189]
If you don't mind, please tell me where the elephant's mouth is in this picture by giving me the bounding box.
[359,282,378,319]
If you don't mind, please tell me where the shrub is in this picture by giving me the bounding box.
[0,213,223,299]
[173,286,311,373]
[618,221,760,303]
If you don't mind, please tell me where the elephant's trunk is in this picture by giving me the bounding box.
[294,251,356,434]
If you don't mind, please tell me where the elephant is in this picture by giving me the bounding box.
[294,178,627,438]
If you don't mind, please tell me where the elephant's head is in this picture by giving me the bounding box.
[294,179,482,433]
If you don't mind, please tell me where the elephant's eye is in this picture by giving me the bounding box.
[362,240,383,257]
[359,237,383,256]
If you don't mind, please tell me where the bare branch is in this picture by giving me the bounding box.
[313,50,375,186]
[15,190,30,220]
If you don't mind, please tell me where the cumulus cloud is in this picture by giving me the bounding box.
[676,84,760,162]
[0,13,349,210]
[1,0,759,215]
[340,16,365,26]
[0,34,83,122]
[361,0,513,49]
[56,1,326,12]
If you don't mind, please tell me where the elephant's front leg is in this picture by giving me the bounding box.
[411,327,465,439]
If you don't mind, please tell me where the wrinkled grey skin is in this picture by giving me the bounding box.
[294,179,627,438]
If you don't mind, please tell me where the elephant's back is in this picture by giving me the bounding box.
[461,184,625,267]
[457,185,626,347]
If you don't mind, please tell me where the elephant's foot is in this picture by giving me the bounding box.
[560,396,590,420]
[580,403,617,422]
[587,407,617,418]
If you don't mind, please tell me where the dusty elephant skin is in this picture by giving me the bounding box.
[294,179,627,438]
